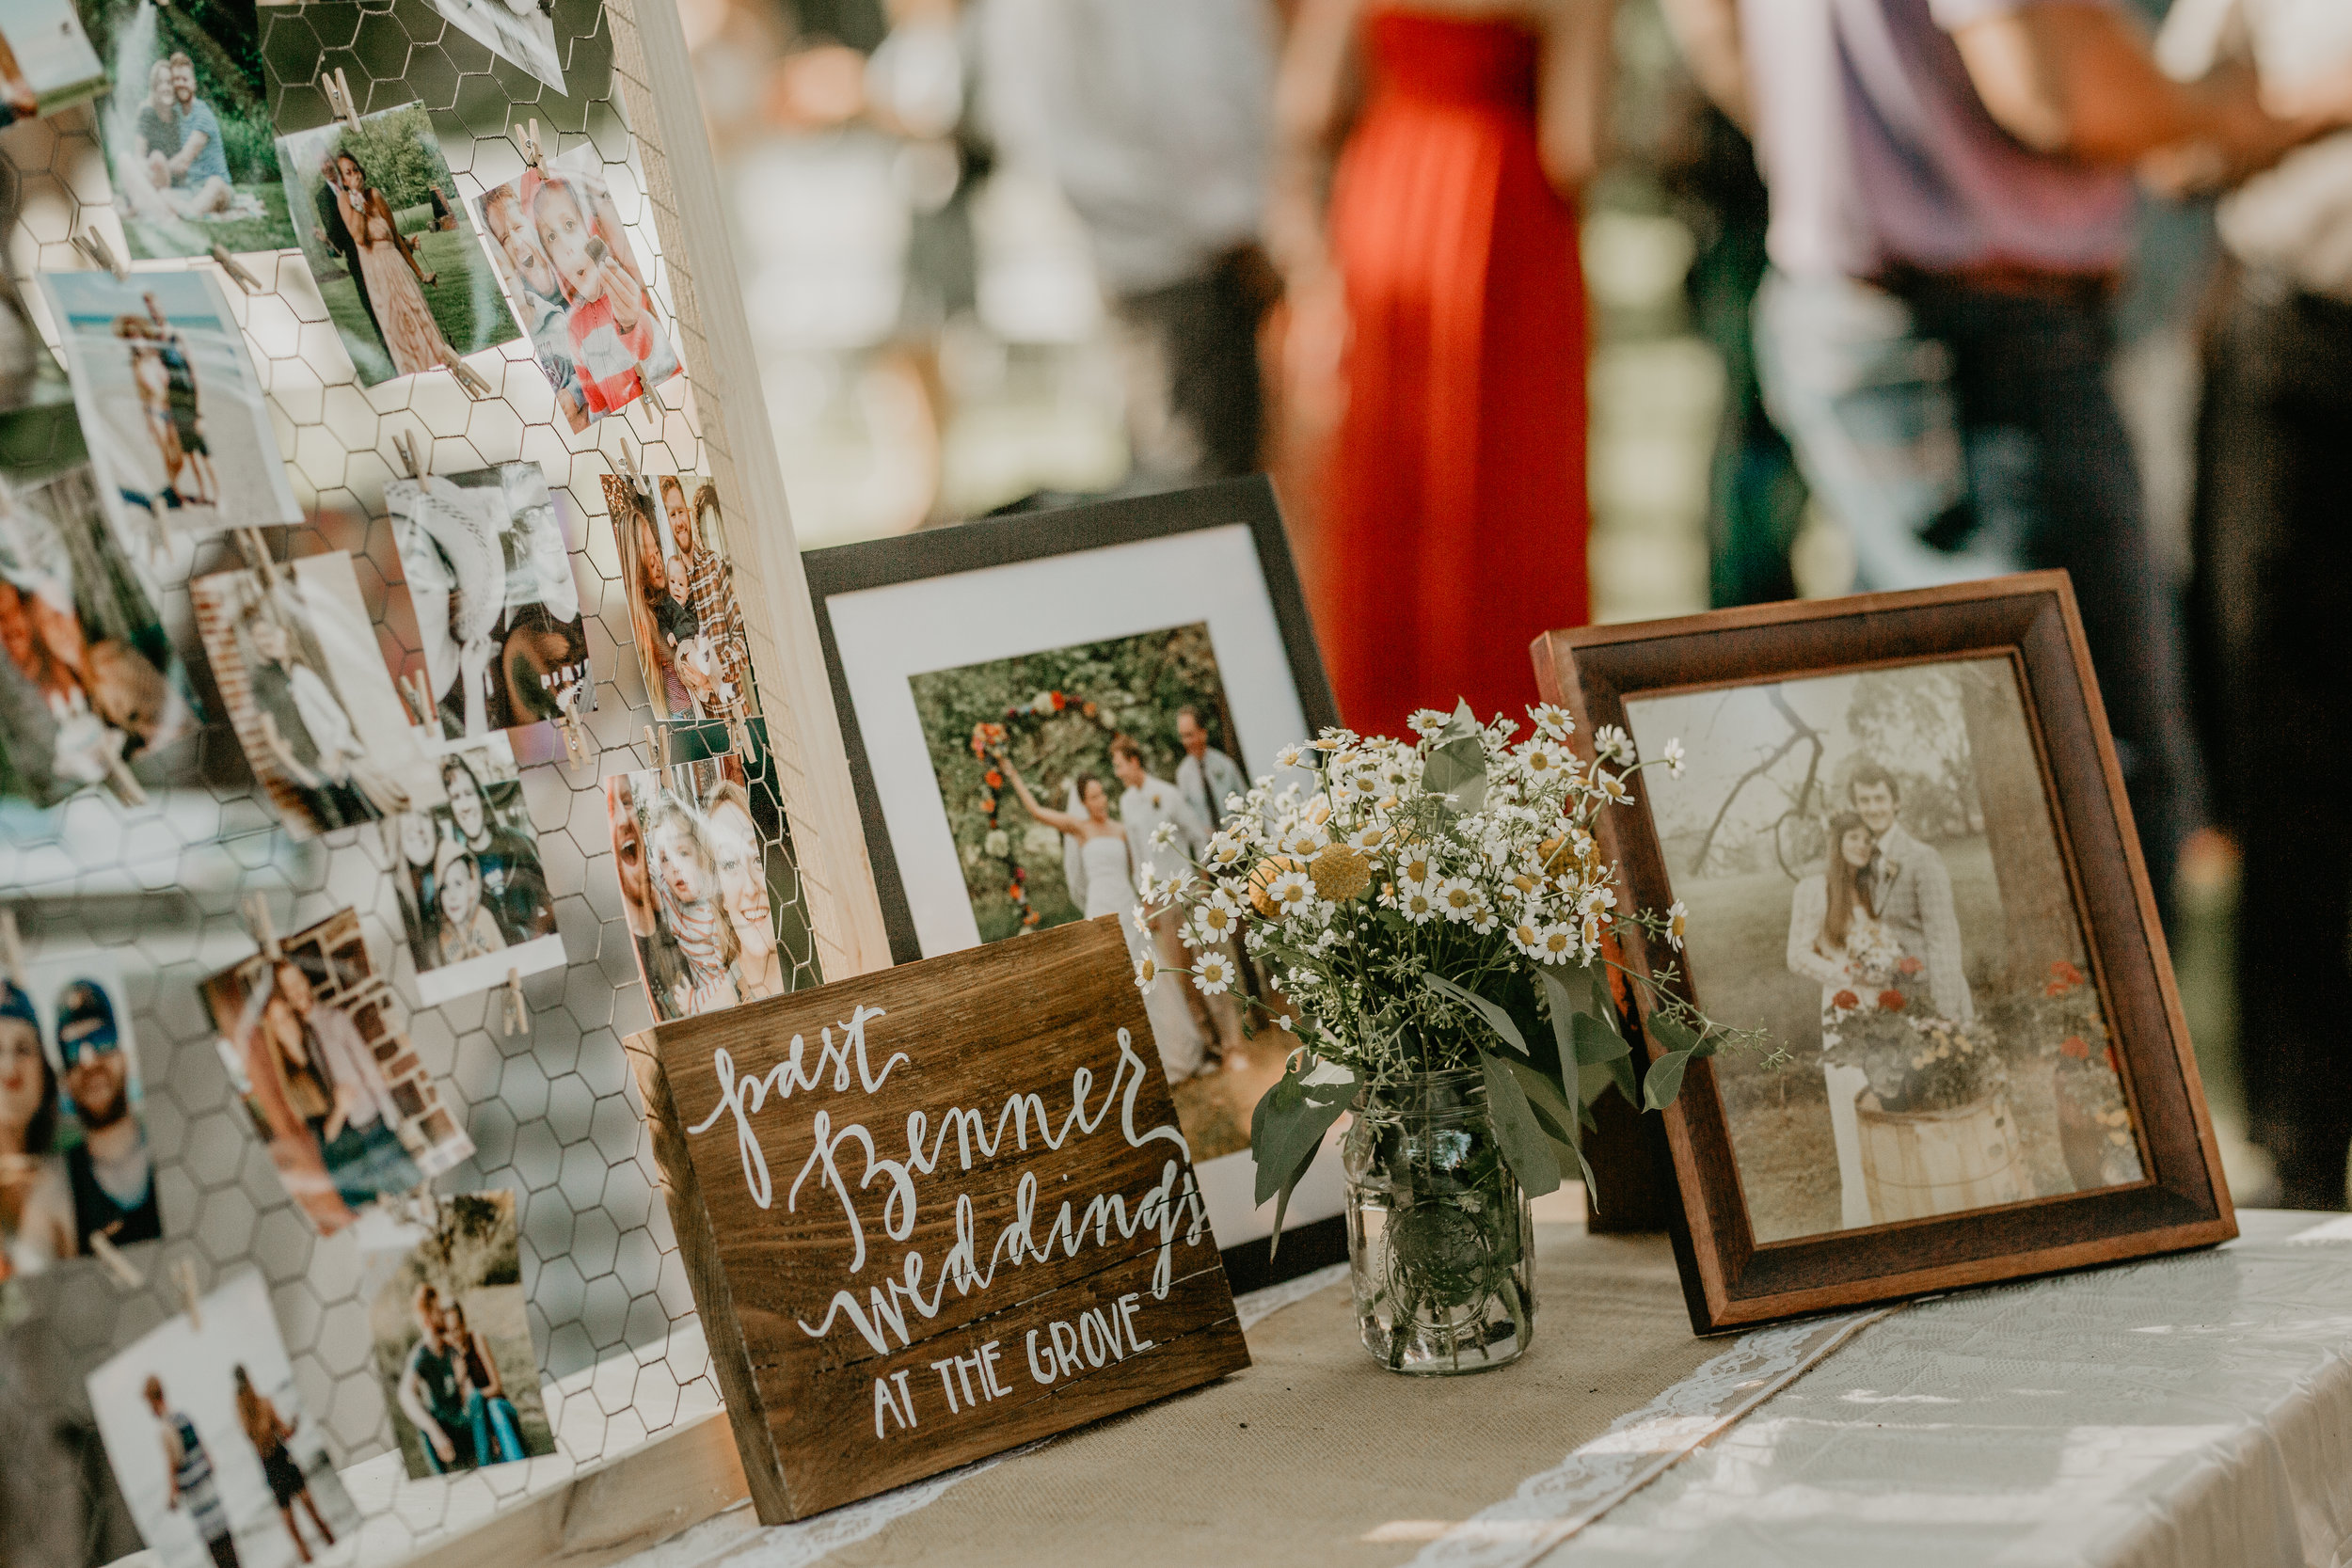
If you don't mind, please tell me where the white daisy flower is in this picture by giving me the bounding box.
[1133,956,1160,990]
[1520,740,1565,778]
[1665,898,1690,950]
[1661,736,1687,778]
[1407,708,1451,738]
[1435,877,1481,923]
[1192,952,1236,995]
[1538,924,1579,963]
[1398,885,1439,924]
[1263,868,1314,915]
[1593,723,1634,764]
[1275,742,1307,769]
[1595,768,1631,804]
[1150,820,1180,848]
[1531,703,1575,739]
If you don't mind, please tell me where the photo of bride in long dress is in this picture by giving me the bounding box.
[1786,812,1888,1231]
[999,759,1206,1084]
[331,150,449,378]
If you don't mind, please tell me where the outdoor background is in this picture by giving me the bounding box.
[909,622,1239,942]
[1626,660,2118,1241]
[275,104,517,385]
[85,0,294,257]
[367,1192,555,1480]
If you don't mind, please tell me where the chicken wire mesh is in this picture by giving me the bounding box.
[0,1,809,1558]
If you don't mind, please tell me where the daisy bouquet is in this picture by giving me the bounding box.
[1140,702,1766,1243]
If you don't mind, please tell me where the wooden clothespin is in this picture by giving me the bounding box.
[399,670,437,728]
[639,381,665,420]
[433,341,495,400]
[87,1230,145,1290]
[245,891,282,962]
[209,244,264,295]
[613,436,644,492]
[173,1258,203,1331]
[644,724,667,769]
[324,68,362,133]
[238,527,282,594]
[501,968,530,1036]
[105,752,148,808]
[0,910,24,996]
[513,119,544,169]
[544,667,593,767]
[72,229,128,281]
[391,429,428,480]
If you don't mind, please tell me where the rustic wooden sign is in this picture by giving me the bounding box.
[634,915,1251,1520]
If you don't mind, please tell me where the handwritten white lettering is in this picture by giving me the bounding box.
[687,1006,907,1208]
[772,1027,1210,1356]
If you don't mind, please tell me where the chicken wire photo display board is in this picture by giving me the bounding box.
[0,0,886,1561]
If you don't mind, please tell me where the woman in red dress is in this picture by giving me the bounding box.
[1275,0,1612,738]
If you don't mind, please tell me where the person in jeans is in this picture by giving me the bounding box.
[2164,0,2352,1209]
[1662,0,2337,909]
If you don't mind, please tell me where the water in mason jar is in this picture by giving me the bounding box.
[1347,1179,1534,1373]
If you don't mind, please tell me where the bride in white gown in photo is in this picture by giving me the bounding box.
[1786,812,1891,1230]
[1001,760,1207,1082]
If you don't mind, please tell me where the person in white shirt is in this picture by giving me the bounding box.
[1171,707,1249,834]
[981,0,1278,483]
[1111,735,1228,1053]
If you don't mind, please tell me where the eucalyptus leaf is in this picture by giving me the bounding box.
[1422,701,1489,814]
[1479,1049,1564,1196]
[1649,1013,1704,1058]
[1421,970,1529,1056]
[1504,1057,1581,1147]
[1250,1058,1354,1255]
[1642,1047,1695,1112]
[1571,1009,1631,1065]
[1537,964,1581,1074]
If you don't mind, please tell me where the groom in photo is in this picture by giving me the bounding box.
[1112,736,1229,1048]
[312,148,382,341]
[1849,761,1971,1024]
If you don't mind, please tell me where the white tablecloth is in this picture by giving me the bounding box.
[1533,1209,2352,1568]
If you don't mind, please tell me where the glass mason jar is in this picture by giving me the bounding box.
[1341,1069,1535,1374]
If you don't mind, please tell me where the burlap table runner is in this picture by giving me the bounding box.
[815,1224,1716,1568]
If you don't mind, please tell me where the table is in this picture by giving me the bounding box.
[624,1210,2352,1568]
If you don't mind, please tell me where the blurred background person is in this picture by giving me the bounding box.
[1659,0,2328,913]
[2163,0,2352,1209]
[982,0,1281,489]
[1656,0,1808,609]
[1274,0,1617,738]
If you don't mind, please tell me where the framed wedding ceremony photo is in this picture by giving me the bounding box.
[1535,574,2234,1334]
[802,478,1346,1286]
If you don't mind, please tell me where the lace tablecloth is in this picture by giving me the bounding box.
[616,1211,2352,1568]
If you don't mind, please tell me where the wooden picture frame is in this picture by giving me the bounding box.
[802,478,1348,1290]
[1534,574,2234,1334]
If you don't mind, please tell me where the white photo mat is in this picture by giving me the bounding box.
[822,520,1343,1247]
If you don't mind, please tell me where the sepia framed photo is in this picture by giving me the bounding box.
[1534,574,2233,1333]
[803,478,1347,1288]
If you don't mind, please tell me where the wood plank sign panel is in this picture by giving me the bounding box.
[637,916,1251,1520]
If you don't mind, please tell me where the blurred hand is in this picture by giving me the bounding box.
[1281,262,1350,444]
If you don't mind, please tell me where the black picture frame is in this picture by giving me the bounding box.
[803,477,1346,1287]
[803,477,1340,962]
